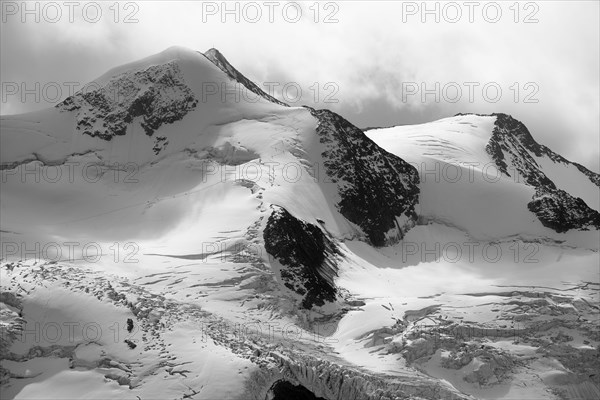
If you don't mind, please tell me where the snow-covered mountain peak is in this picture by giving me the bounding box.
[367,113,599,242]
[89,45,220,88]
[202,47,288,107]
[1,47,289,167]
[203,47,224,60]
[0,46,422,307]
[1,46,599,400]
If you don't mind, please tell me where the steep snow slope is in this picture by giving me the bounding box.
[1,47,598,400]
[203,48,289,107]
[348,114,599,399]
[0,46,282,166]
[366,114,600,245]
[0,42,422,370]
[1,46,419,242]
[0,46,428,400]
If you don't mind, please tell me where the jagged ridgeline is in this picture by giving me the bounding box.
[486,113,600,232]
[205,48,421,247]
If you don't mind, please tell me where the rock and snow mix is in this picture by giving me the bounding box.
[1,46,598,399]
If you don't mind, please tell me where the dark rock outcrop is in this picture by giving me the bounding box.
[57,61,197,140]
[263,206,337,309]
[528,188,600,233]
[203,48,288,107]
[306,107,420,246]
[486,113,599,232]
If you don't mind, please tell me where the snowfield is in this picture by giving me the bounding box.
[1,46,598,400]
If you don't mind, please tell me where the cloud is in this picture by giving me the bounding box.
[1,0,598,171]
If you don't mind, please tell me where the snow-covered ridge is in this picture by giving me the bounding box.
[486,113,599,232]
[203,48,288,107]
[367,113,599,241]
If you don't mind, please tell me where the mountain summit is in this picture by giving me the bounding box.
[1,47,598,400]
[203,47,288,107]
[368,113,600,239]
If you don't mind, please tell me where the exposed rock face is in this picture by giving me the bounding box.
[203,48,288,107]
[57,61,197,140]
[306,107,420,247]
[528,188,600,233]
[485,113,600,232]
[263,206,337,309]
[494,113,599,186]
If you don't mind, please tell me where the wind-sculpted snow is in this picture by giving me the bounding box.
[57,61,198,140]
[263,206,338,309]
[305,107,420,247]
[487,113,600,232]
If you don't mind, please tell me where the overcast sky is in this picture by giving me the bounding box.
[1,0,598,172]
